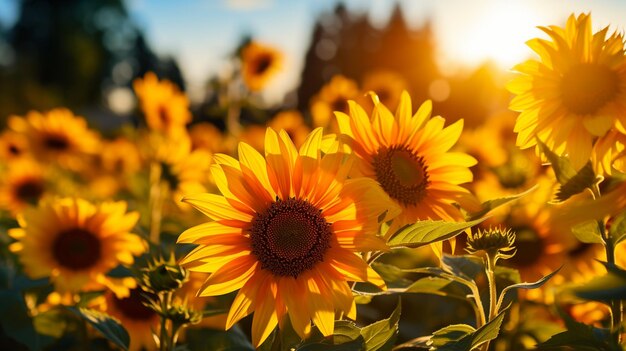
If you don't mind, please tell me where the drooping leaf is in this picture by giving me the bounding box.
[555,162,597,202]
[467,185,538,221]
[609,210,626,246]
[536,140,597,201]
[68,307,130,351]
[388,218,487,249]
[436,306,509,351]
[497,267,561,310]
[361,299,401,351]
[571,220,604,244]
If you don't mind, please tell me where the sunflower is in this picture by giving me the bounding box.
[189,122,229,154]
[241,41,282,92]
[8,109,100,170]
[86,137,143,199]
[133,72,191,137]
[177,128,397,347]
[593,129,626,175]
[102,287,159,351]
[359,70,408,112]
[311,75,360,133]
[335,91,479,241]
[9,198,145,294]
[0,130,29,163]
[0,159,48,216]
[508,13,626,170]
[268,110,311,148]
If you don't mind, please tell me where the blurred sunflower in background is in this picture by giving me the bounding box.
[310,75,359,132]
[178,128,397,347]
[0,159,48,216]
[9,197,145,295]
[268,110,310,148]
[0,130,29,162]
[359,70,408,112]
[336,91,478,245]
[508,13,626,170]
[189,122,229,154]
[8,109,100,170]
[134,72,192,137]
[241,41,282,92]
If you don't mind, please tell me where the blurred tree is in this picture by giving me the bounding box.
[0,0,184,123]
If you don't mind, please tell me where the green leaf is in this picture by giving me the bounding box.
[609,210,626,246]
[184,326,255,351]
[361,298,401,351]
[33,308,67,338]
[0,290,51,351]
[441,255,483,281]
[555,162,597,202]
[429,324,476,347]
[388,218,487,249]
[404,277,453,295]
[537,308,620,351]
[497,267,561,310]
[68,307,130,351]
[571,265,626,302]
[571,221,604,244]
[536,139,597,201]
[467,185,538,221]
[436,306,509,351]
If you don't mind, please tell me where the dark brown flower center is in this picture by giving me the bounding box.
[15,179,44,204]
[506,226,543,268]
[158,105,170,125]
[44,135,69,151]
[331,98,349,113]
[253,54,273,75]
[8,144,21,155]
[52,228,102,270]
[112,288,157,321]
[373,145,429,206]
[560,63,619,115]
[160,162,179,190]
[250,197,332,278]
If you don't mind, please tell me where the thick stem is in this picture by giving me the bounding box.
[159,291,173,351]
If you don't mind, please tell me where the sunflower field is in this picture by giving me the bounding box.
[1,2,626,351]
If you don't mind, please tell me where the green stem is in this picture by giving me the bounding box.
[159,291,173,351]
[149,162,164,244]
[592,184,622,343]
[481,254,498,351]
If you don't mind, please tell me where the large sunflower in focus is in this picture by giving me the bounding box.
[508,13,626,170]
[178,128,397,347]
[241,41,282,92]
[9,198,145,294]
[8,109,100,170]
[134,72,191,137]
[336,91,478,238]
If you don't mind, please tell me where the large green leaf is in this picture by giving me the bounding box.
[361,299,402,351]
[68,307,130,351]
[467,185,537,221]
[429,324,476,348]
[388,218,486,249]
[436,306,508,351]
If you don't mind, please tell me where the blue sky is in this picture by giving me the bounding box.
[2,0,626,102]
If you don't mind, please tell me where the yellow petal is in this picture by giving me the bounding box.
[182,193,252,222]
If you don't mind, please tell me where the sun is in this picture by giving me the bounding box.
[441,2,541,69]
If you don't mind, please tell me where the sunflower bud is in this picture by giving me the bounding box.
[141,255,188,293]
[166,304,203,326]
[466,227,516,262]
